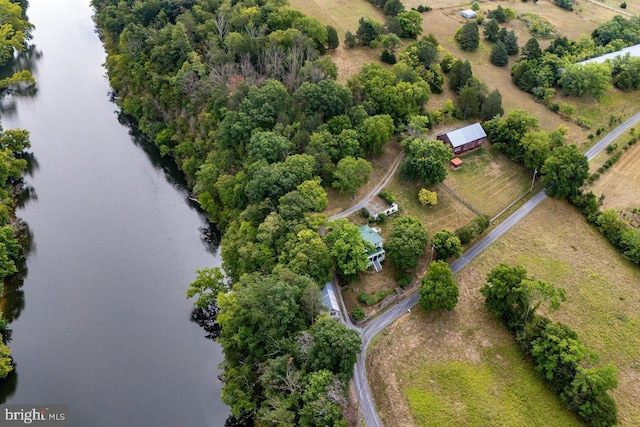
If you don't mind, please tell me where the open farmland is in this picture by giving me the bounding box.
[369,197,640,426]
[443,143,534,218]
[589,139,640,210]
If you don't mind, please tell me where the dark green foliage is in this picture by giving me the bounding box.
[358,289,390,305]
[499,29,519,55]
[356,17,384,46]
[418,260,458,312]
[361,207,370,219]
[325,219,371,281]
[481,264,618,427]
[521,37,542,60]
[384,215,429,273]
[542,145,589,199]
[480,89,504,121]
[553,0,574,11]
[378,190,395,205]
[620,2,627,8]
[455,215,490,245]
[305,315,362,382]
[399,138,453,185]
[383,0,404,16]
[352,306,365,321]
[487,5,507,23]
[448,59,473,92]
[484,109,539,162]
[431,229,462,260]
[326,25,339,49]
[380,49,397,64]
[484,19,500,42]
[591,15,640,46]
[345,30,356,48]
[415,5,432,12]
[455,21,480,51]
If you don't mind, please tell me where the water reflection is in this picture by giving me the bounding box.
[115,108,222,254]
[1,218,35,324]
[0,44,42,117]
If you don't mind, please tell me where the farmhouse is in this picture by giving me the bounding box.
[321,283,341,321]
[359,225,385,272]
[437,123,487,155]
[460,9,477,19]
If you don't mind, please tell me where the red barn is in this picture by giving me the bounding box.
[437,123,487,155]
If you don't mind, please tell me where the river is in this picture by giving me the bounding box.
[0,0,228,425]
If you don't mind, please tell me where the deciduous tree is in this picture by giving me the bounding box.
[419,260,458,311]
[542,144,589,199]
[385,215,429,273]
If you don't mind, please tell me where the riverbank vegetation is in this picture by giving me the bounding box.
[90,0,443,423]
[0,0,35,380]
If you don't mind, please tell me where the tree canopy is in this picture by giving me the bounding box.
[384,215,429,273]
[418,260,458,312]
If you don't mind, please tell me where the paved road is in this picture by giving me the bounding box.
[352,112,640,427]
[329,152,404,220]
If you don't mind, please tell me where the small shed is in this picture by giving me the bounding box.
[321,283,341,321]
[461,9,477,19]
[450,157,463,170]
[437,123,487,155]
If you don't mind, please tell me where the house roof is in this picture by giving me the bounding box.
[451,157,463,166]
[579,43,640,65]
[443,123,486,148]
[321,283,340,313]
[359,225,384,246]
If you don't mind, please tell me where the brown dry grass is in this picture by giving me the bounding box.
[370,197,640,426]
[588,139,640,210]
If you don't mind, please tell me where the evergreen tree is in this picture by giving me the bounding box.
[522,37,542,60]
[484,19,500,42]
[448,59,473,92]
[490,41,509,66]
[500,29,519,55]
[455,21,480,51]
[326,25,339,49]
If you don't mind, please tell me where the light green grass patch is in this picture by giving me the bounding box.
[402,346,583,427]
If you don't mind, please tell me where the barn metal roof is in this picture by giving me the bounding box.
[579,43,640,65]
[444,123,487,148]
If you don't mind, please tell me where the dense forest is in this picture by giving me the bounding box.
[0,0,36,380]
[90,0,439,424]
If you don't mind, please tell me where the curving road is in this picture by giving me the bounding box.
[351,111,640,427]
[329,152,404,220]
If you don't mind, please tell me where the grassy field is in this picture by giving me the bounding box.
[588,137,640,211]
[369,197,640,426]
[443,143,534,218]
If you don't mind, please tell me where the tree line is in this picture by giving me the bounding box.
[90,0,451,424]
[0,0,36,380]
[481,264,618,426]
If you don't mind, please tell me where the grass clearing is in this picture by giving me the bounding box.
[443,143,533,218]
[369,197,640,426]
[588,137,640,210]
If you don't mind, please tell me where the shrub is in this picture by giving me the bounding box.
[398,274,412,288]
[471,2,480,11]
[415,5,432,12]
[455,215,490,244]
[352,306,365,321]
[361,207,370,218]
[418,188,438,206]
[378,190,395,205]
[376,212,387,223]
[621,2,627,8]
[358,289,390,305]
[380,50,397,64]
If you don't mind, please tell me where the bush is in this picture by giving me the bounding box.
[398,274,412,288]
[361,207,370,218]
[415,5,432,12]
[418,188,438,206]
[376,212,387,223]
[358,289,390,305]
[378,190,395,205]
[621,2,627,8]
[380,49,397,64]
[352,306,366,321]
[455,215,490,244]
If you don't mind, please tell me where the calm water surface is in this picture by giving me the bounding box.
[0,0,227,425]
